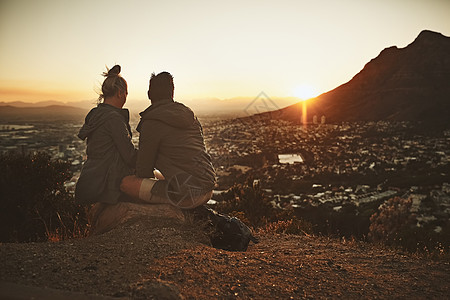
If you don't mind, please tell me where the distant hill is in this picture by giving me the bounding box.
[0,100,98,110]
[251,30,450,126]
[0,96,302,120]
[0,101,64,108]
[0,105,88,122]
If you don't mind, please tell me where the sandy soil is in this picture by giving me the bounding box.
[1,216,449,299]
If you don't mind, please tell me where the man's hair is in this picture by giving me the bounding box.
[148,72,174,101]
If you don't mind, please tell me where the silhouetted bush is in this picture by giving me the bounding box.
[291,200,379,239]
[392,224,450,257]
[0,151,88,242]
[369,196,450,256]
[260,217,313,236]
[369,197,416,244]
[214,178,313,236]
[215,178,274,227]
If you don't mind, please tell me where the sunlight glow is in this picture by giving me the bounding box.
[0,1,449,103]
[293,84,319,101]
[302,101,307,127]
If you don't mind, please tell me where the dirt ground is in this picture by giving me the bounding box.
[1,216,449,299]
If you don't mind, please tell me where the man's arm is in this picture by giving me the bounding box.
[136,120,162,178]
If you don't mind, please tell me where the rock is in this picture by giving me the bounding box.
[89,202,185,235]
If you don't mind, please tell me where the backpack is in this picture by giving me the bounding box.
[187,206,259,251]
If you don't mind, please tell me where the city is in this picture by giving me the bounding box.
[1,116,449,237]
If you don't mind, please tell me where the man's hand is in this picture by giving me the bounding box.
[153,169,165,180]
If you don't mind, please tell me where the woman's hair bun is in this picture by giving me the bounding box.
[103,65,121,77]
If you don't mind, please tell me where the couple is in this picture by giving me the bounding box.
[75,65,216,223]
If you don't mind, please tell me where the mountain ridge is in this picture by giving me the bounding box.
[251,30,450,125]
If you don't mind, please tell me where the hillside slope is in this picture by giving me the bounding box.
[1,216,449,299]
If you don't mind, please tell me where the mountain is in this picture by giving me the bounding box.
[255,30,450,125]
[0,105,88,121]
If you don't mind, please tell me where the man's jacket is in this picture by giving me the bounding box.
[136,98,216,194]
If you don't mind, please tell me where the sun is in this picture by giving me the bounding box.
[293,84,319,100]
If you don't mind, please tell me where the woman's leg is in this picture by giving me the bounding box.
[120,175,143,200]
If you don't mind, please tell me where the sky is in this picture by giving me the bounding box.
[0,0,449,104]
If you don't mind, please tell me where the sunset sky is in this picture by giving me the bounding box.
[0,0,449,104]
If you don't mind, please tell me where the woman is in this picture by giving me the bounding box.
[75,65,136,206]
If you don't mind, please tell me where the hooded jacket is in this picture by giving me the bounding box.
[75,103,136,204]
[136,98,216,196]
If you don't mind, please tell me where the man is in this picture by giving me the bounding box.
[120,72,216,209]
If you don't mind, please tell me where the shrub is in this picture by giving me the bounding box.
[369,197,416,244]
[214,177,312,236]
[393,224,450,257]
[214,178,276,228]
[0,151,88,242]
[260,217,313,235]
[368,196,450,256]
